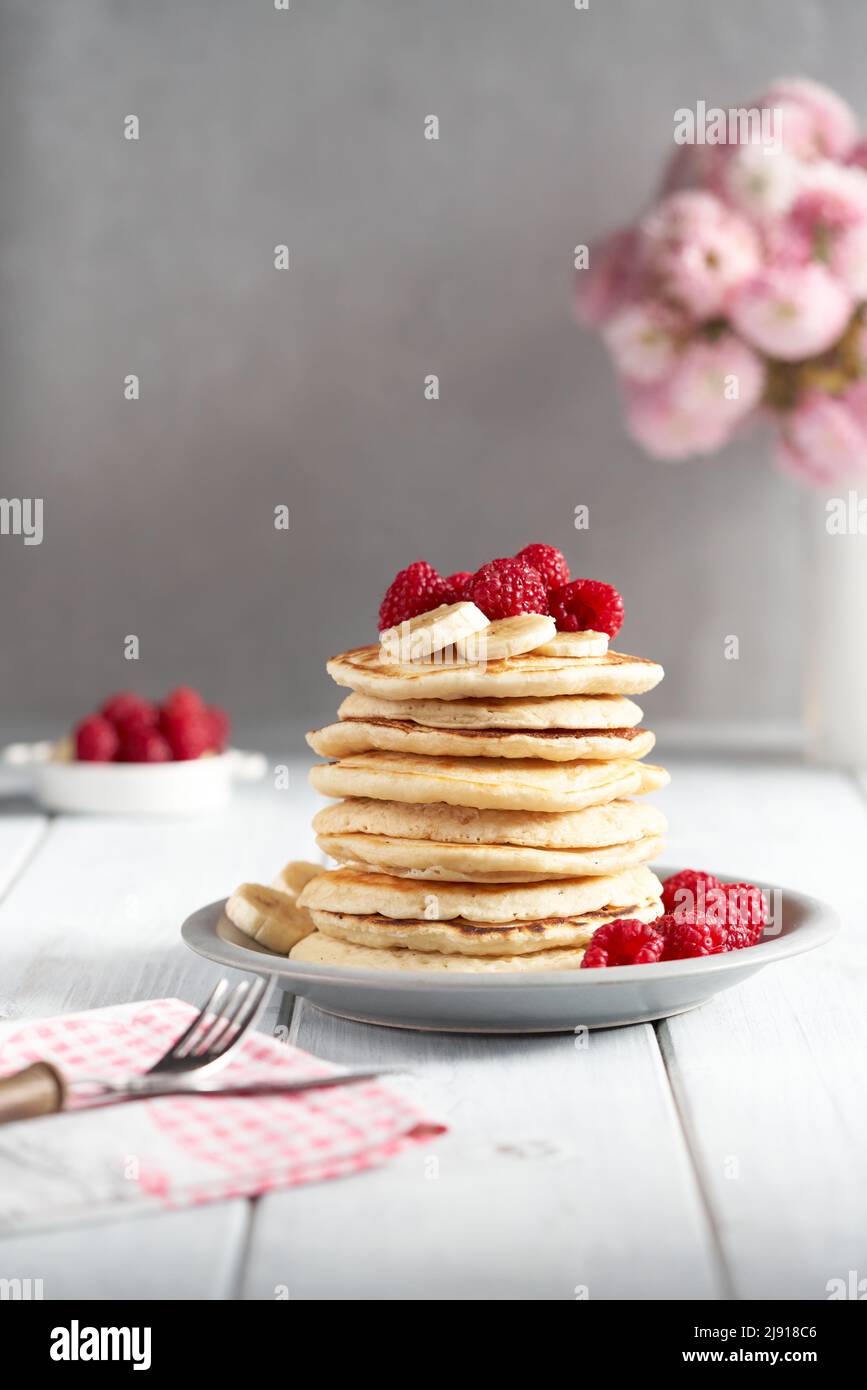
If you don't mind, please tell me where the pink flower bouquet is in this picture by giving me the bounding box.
[578,78,867,482]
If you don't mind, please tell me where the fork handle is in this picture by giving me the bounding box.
[0,1062,66,1125]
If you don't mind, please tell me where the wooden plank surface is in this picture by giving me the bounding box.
[0,756,864,1300]
[0,1202,251,1301]
[0,778,320,1020]
[0,810,49,899]
[0,807,51,1020]
[241,1006,721,1301]
[0,774,319,1298]
[657,759,867,1300]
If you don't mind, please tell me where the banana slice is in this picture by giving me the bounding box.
[225,883,316,955]
[533,630,609,657]
[272,860,326,896]
[456,613,556,662]
[379,602,488,662]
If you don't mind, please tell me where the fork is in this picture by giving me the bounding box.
[0,976,398,1124]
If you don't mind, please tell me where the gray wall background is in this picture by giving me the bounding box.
[1,0,862,737]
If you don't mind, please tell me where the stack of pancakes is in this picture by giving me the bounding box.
[292,638,668,972]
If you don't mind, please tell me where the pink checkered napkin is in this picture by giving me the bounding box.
[0,999,444,1235]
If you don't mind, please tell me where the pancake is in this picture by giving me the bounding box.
[307,718,655,763]
[308,750,668,812]
[297,863,661,924]
[290,932,593,973]
[326,646,664,700]
[337,691,644,730]
[308,900,662,956]
[316,830,665,881]
[312,796,667,848]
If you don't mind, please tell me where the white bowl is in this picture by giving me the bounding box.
[2,742,267,816]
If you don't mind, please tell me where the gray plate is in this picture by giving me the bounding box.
[180,872,839,1033]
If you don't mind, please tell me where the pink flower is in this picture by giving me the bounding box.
[759,78,859,161]
[763,218,814,268]
[602,302,682,382]
[843,379,867,430]
[728,264,852,359]
[787,163,867,268]
[668,334,765,425]
[847,139,867,172]
[661,142,729,199]
[831,223,867,300]
[639,191,760,319]
[625,381,731,460]
[776,391,867,483]
[623,334,765,460]
[770,100,829,162]
[575,228,643,326]
[722,145,801,221]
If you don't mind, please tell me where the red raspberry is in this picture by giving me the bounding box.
[161,686,206,721]
[659,912,729,960]
[75,714,120,762]
[515,544,570,593]
[161,712,214,761]
[581,918,665,968]
[101,692,155,729]
[441,571,473,604]
[549,578,624,638]
[207,705,231,753]
[467,557,548,620]
[117,707,158,738]
[118,726,172,763]
[378,560,445,631]
[722,883,767,948]
[661,868,723,917]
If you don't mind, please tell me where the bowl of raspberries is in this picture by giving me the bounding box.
[3,688,265,816]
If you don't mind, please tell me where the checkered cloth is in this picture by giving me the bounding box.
[0,999,444,1235]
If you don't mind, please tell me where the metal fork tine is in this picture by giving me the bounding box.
[148,978,230,1070]
[172,983,239,1060]
[146,974,271,1077]
[208,977,268,1059]
[192,979,252,1056]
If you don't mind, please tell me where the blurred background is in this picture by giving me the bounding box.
[2,0,864,746]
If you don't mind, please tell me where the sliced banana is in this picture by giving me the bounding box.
[272,860,326,896]
[225,882,316,955]
[379,601,488,663]
[533,630,609,657]
[456,613,556,662]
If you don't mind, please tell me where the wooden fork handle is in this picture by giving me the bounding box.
[0,1062,66,1124]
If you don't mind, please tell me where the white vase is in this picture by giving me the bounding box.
[802,483,867,767]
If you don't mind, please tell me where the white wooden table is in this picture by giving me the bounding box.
[0,754,865,1300]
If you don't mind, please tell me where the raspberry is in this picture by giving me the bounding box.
[549,578,624,638]
[161,712,214,761]
[441,571,473,604]
[515,544,570,593]
[722,883,767,948]
[101,692,155,729]
[378,560,445,631]
[118,726,172,763]
[75,715,120,762]
[161,686,206,721]
[659,913,729,960]
[661,868,723,917]
[467,557,548,620]
[116,707,158,738]
[207,705,231,752]
[581,918,665,968]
